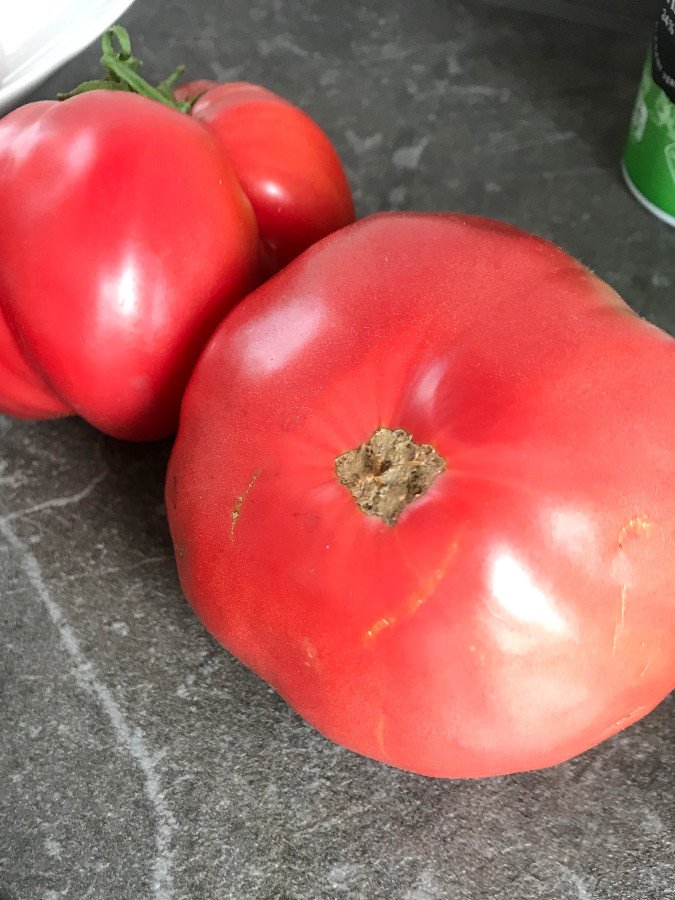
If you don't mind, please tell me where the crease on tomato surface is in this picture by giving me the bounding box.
[0,304,70,418]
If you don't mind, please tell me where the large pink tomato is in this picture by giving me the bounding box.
[167,214,674,778]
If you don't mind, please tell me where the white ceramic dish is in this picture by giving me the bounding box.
[0,0,136,114]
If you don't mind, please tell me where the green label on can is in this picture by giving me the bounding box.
[623,56,675,225]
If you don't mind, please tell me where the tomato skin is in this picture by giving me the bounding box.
[176,80,356,272]
[167,213,674,778]
[0,297,71,419]
[0,92,261,440]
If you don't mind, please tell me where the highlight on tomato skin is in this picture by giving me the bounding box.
[166,212,675,779]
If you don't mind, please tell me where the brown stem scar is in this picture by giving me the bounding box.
[335,427,445,526]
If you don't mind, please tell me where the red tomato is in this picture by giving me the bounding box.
[167,213,675,778]
[176,80,356,272]
[0,296,70,419]
[0,92,260,440]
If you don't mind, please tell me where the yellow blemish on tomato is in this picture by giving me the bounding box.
[300,638,319,668]
[612,584,628,654]
[363,541,459,643]
[617,516,652,548]
[230,469,261,541]
[366,617,394,639]
[598,705,649,742]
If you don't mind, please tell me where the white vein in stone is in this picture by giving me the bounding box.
[557,864,595,900]
[2,471,107,522]
[0,516,176,899]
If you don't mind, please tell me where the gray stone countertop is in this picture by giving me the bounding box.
[1,1,673,898]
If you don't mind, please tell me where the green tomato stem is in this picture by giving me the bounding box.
[58,25,195,113]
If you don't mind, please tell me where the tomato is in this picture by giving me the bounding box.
[167,213,675,778]
[0,294,70,419]
[0,91,260,440]
[0,29,354,439]
[175,80,356,272]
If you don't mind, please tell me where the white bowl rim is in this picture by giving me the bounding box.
[0,0,136,114]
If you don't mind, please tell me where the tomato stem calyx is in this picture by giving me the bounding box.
[58,25,198,113]
[335,427,445,526]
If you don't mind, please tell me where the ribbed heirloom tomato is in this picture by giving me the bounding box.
[0,28,354,440]
[175,80,355,272]
[0,90,260,440]
[167,214,674,778]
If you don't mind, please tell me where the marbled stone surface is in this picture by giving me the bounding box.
[1,1,673,898]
